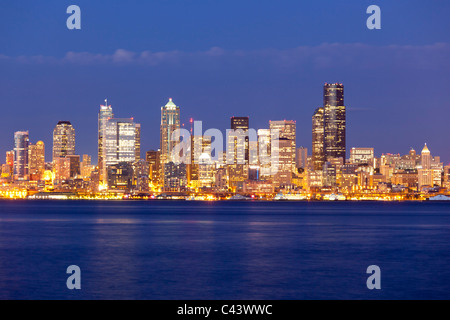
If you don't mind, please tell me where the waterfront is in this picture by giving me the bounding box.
[0,200,450,300]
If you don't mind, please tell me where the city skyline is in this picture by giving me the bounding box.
[1,83,448,199]
[3,91,449,167]
[1,2,449,165]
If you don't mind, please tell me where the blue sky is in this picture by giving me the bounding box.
[0,0,449,163]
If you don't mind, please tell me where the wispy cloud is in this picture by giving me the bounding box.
[1,43,450,70]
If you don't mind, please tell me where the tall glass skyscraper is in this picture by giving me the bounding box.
[52,121,75,162]
[160,98,180,166]
[14,131,29,180]
[98,99,114,183]
[323,83,346,161]
[104,118,137,168]
[312,107,325,170]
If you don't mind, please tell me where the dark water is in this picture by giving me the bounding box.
[0,200,450,300]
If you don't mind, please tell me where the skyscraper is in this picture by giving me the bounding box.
[98,99,114,183]
[14,131,29,180]
[53,121,75,162]
[29,141,45,180]
[323,83,346,161]
[160,98,180,166]
[312,107,325,171]
[296,147,308,169]
[272,137,295,188]
[269,120,296,172]
[135,123,141,162]
[66,155,81,178]
[228,117,250,187]
[80,154,93,179]
[257,129,272,179]
[104,118,137,168]
[230,116,249,164]
[418,143,433,189]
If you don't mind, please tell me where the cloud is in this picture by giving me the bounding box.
[1,43,450,71]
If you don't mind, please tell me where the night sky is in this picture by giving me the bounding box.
[0,0,449,164]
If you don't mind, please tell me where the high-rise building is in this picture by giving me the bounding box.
[198,153,214,188]
[66,155,81,178]
[272,137,295,188]
[228,117,250,187]
[135,123,141,162]
[160,98,180,166]
[269,120,296,173]
[189,135,212,182]
[104,118,137,169]
[3,151,14,178]
[98,99,114,183]
[29,141,45,180]
[257,129,272,179]
[53,121,75,162]
[80,154,93,179]
[323,83,346,161]
[146,150,161,186]
[418,144,433,189]
[132,159,150,192]
[14,131,29,180]
[53,157,70,181]
[6,150,14,167]
[230,117,249,163]
[312,107,325,170]
[296,147,308,170]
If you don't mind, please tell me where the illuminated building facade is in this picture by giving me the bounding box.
[104,118,137,169]
[296,147,308,170]
[53,121,75,162]
[418,144,433,189]
[107,162,134,192]
[164,162,187,191]
[270,120,296,173]
[135,123,141,162]
[323,83,346,161]
[350,148,374,165]
[66,155,80,178]
[257,129,272,179]
[146,150,161,186]
[29,141,45,181]
[160,98,180,166]
[312,107,325,170]
[14,131,29,180]
[98,100,114,183]
[272,137,294,188]
[228,117,250,187]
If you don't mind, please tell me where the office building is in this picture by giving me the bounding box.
[160,98,180,166]
[104,118,137,168]
[14,131,29,180]
[146,150,161,186]
[350,148,374,165]
[53,121,75,162]
[98,99,114,182]
[323,83,346,161]
[29,141,45,180]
